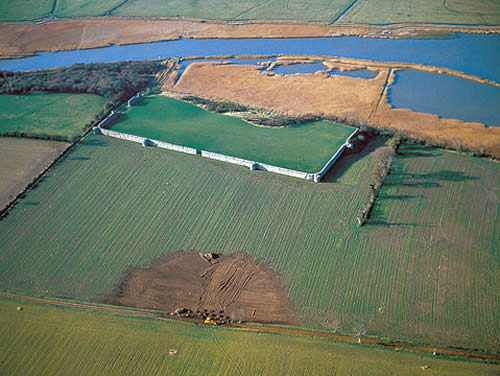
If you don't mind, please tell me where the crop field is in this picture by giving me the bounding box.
[0,94,107,139]
[0,135,498,351]
[112,96,353,172]
[339,0,500,25]
[0,138,68,209]
[1,0,498,24]
[113,0,352,22]
[1,298,498,376]
[0,0,53,21]
[54,0,125,17]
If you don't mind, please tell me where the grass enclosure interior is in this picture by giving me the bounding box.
[112,95,353,172]
[0,135,498,351]
[1,297,498,376]
[0,138,68,209]
[0,94,107,138]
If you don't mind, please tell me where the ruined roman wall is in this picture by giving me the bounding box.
[99,128,198,155]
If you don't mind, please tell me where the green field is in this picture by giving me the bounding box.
[1,298,498,376]
[54,0,125,17]
[2,0,499,24]
[339,0,500,25]
[0,135,498,350]
[0,138,68,209]
[0,0,53,21]
[113,0,352,22]
[0,94,107,139]
[112,96,353,172]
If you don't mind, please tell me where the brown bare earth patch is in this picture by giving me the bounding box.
[1,17,499,59]
[104,252,298,326]
[168,60,500,157]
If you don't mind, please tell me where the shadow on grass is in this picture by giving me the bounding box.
[82,138,109,147]
[69,156,90,161]
[322,137,387,183]
[22,201,40,206]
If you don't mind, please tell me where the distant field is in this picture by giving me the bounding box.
[0,138,68,209]
[339,0,500,25]
[1,298,498,376]
[113,0,352,22]
[54,0,125,17]
[0,0,53,21]
[0,135,498,351]
[1,0,498,24]
[0,94,107,139]
[112,96,353,172]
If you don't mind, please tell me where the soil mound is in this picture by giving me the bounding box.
[104,252,297,325]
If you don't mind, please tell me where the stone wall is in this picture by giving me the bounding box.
[98,110,121,129]
[315,128,360,182]
[201,150,315,181]
[128,93,144,107]
[100,128,198,155]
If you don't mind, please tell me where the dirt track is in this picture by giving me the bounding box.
[2,291,499,361]
[1,17,499,59]
[103,252,298,325]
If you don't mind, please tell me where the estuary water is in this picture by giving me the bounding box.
[389,70,500,127]
[1,33,499,82]
[1,33,498,126]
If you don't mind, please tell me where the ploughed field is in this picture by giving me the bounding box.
[0,94,108,139]
[0,138,68,210]
[0,135,498,351]
[2,298,498,376]
[112,95,353,172]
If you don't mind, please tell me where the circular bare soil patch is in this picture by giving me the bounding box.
[103,252,298,325]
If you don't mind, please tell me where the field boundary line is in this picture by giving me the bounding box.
[2,292,499,361]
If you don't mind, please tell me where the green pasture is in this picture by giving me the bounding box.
[0,0,53,21]
[339,0,500,25]
[0,136,498,351]
[1,298,498,376]
[112,95,353,172]
[0,94,107,139]
[54,0,125,17]
[113,0,352,22]
[1,0,499,24]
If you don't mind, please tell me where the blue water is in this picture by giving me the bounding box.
[273,62,327,75]
[389,70,500,127]
[1,33,499,82]
[328,68,378,79]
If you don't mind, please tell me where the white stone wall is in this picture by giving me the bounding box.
[100,129,198,155]
[201,150,315,181]
[315,128,360,182]
[128,93,144,107]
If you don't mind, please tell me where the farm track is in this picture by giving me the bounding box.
[2,292,499,361]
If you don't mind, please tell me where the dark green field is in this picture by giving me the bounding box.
[0,94,107,138]
[112,95,353,172]
[1,297,498,376]
[0,135,497,351]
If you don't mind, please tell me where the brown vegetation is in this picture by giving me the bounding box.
[1,18,499,59]
[168,60,500,157]
[104,252,298,325]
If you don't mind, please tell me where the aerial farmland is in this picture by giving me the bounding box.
[0,0,499,374]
